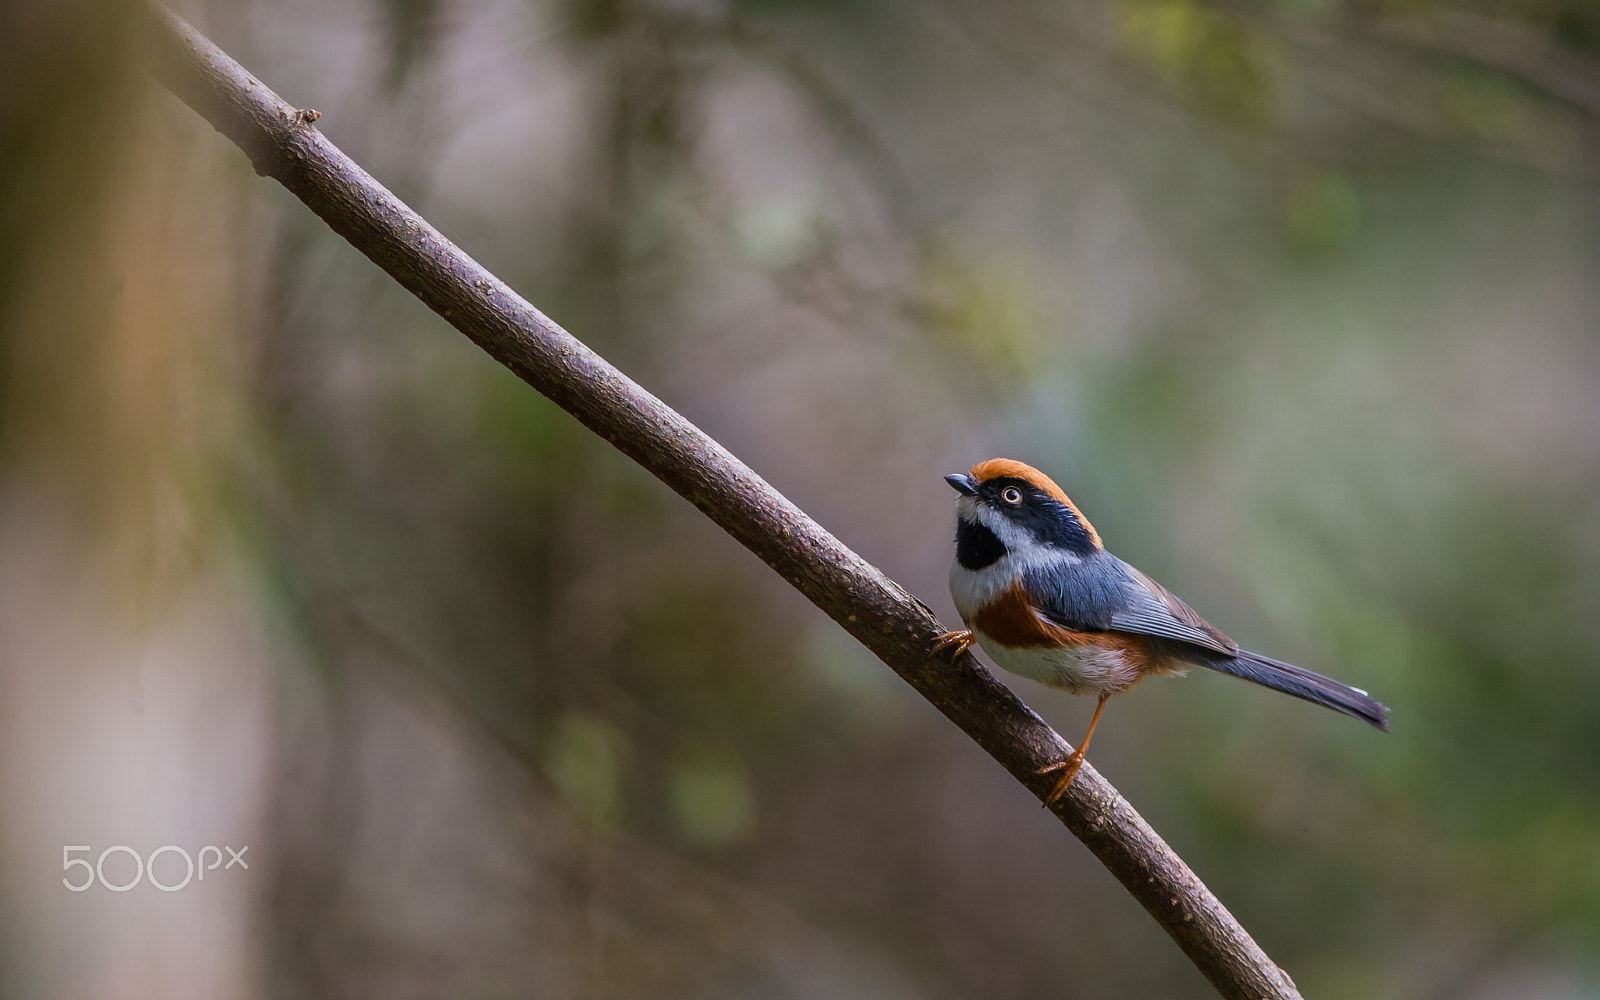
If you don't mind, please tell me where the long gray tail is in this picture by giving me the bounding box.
[1203,650,1390,731]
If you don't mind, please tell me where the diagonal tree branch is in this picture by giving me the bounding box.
[141,7,1301,998]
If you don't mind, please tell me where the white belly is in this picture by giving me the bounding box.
[974,631,1142,695]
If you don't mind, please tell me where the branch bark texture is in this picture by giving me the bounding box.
[144,8,1301,998]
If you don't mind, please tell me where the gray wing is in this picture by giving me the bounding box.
[1108,558,1239,657]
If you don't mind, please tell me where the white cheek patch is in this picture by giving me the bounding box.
[970,503,1026,548]
[948,504,1081,622]
[969,504,1084,567]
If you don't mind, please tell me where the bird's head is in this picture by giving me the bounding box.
[945,458,1102,567]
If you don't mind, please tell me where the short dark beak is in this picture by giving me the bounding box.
[945,473,978,496]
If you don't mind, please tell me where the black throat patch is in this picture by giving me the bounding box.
[955,519,1007,570]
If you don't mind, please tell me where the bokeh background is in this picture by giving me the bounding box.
[3,0,1598,997]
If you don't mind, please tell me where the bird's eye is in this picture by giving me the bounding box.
[1001,487,1022,504]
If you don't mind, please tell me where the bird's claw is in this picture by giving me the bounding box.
[1037,754,1086,808]
[930,629,975,659]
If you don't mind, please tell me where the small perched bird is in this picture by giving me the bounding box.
[936,458,1388,806]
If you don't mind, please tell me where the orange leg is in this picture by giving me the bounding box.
[1039,693,1109,807]
[930,629,975,659]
